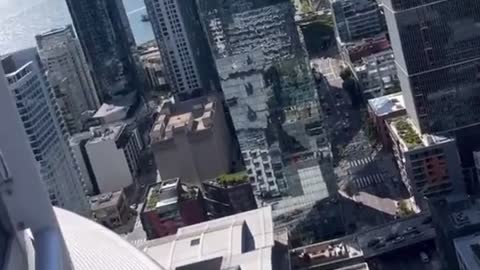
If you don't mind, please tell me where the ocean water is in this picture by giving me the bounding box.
[0,0,154,54]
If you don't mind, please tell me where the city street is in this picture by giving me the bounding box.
[312,53,407,233]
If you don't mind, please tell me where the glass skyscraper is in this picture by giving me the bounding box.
[65,0,142,107]
[198,0,331,198]
[384,0,480,173]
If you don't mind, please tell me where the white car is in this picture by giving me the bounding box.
[420,252,429,263]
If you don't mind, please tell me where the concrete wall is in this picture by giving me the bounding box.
[86,139,133,193]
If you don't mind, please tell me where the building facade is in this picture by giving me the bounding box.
[90,190,131,230]
[332,0,385,43]
[71,123,142,194]
[387,116,464,206]
[198,1,330,197]
[1,49,90,215]
[202,172,258,218]
[140,178,206,240]
[383,0,480,173]
[367,92,406,147]
[150,96,233,187]
[35,25,100,134]
[65,0,142,107]
[145,0,218,100]
[139,45,168,92]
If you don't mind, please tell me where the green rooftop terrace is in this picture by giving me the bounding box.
[394,119,422,148]
[216,171,248,187]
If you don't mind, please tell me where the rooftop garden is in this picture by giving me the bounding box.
[394,119,422,147]
[217,171,248,187]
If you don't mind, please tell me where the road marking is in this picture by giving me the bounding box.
[353,174,384,189]
[348,156,374,168]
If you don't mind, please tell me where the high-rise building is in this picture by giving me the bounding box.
[70,123,143,195]
[383,0,480,172]
[150,96,233,187]
[144,0,218,100]
[35,25,100,134]
[202,172,258,218]
[65,0,143,107]
[332,0,385,43]
[198,0,330,197]
[1,49,90,216]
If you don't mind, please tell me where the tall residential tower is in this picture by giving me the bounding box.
[65,0,143,107]
[145,0,218,100]
[36,25,100,134]
[1,49,90,215]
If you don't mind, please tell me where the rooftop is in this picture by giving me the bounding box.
[93,103,129,119]
[150,97,216,143]
[449,200,480,229]
[140,207,275,270]
[368,92,405,117]
[388,116,454,151]
[143,178,179,212]
[207,171,249,188]
[454,233,480,270]
[90,190,124,211]
[335,263,370,270]
[291,236,363,269]
[86,123,126,144]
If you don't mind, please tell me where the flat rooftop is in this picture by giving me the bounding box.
[143,178,179,212]
[335,263,370,270]
[450,200,480,229]
[93,103,129,118]
[90,190,123,211]
[454,233,480,270]
[388,116,453,151]
[140,207,275,270]
[86,124,126,144]
[291,236,363,269]
[368,92,405,117]
[150,97,216,143]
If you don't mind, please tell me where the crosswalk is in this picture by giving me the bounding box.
[347,156,374,168]
[353,174,384,189]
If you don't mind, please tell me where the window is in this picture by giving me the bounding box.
[190,238,200,246]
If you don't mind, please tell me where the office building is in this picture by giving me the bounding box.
[202,172,258,218]
[387,115,464,207]
[90,190,131,230]
[454,233,480,270]
[150,96,233,187]
[140,178,206,240]
[0,145,165,269]
[367,92,406,147]
[70,123,142,194]
[145,0,218,100]
[198,1,330,198]
[383,0,480,172]
[332,0,385,43]
[1,49,90,215]
[139,206,290,270]
[65,0,142,107]
[430,195,480,270]
[340,34,390,64]
[35,25,100,134]
[353,49,398,98]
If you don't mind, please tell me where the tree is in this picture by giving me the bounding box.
[398,200,414,217]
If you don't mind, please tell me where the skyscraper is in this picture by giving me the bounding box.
[198,0,330,197]
[36,25,100,134]
[65,0,143,107]
[383,0,480,170]
[1,48,90,215]
[145,0,218,100]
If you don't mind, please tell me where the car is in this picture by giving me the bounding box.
[420,252,429,263]
[386,233,398,242]
[394,236,405,243]
[373,242,386,249]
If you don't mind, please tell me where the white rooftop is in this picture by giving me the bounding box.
[140,207,275,270]
[93,103,129,118]
[454,233,480,270]
[54,207,165,270]
[368,92,405,117]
